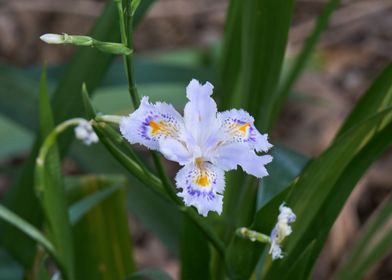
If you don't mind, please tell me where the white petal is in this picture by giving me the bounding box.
[214,143,272,178]
[175,162,225,216]
[120,96,184,150]
[218,109,272,152]
[159,138,192,165]
[183,79,220,146]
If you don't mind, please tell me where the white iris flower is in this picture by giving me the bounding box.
[269,203,296,260]
[120,79,273,216]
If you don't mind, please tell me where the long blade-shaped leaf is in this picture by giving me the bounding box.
[263,111,392,279]
[0,204,56,260]
[241,0,293,130]
[34,69,75,279]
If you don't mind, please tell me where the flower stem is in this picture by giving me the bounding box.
[236,227,271,243]
[115,0,139,108]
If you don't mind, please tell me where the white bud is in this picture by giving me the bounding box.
[40,33,65,44]
[74,121,98,146]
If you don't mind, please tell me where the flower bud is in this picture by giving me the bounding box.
[40,33,65,44]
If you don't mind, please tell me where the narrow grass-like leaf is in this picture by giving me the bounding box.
[217,0,242,109]
[0,204,56,262]
[226,108,392,279]
[336,195,392,280]
[66,175,135,279]
[35,69,75,279]
[263,110,392,279]
[241,0,294,130]
[272,0,341,127]
[180,215,211,280]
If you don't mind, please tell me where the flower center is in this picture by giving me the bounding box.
[194,158,210,187]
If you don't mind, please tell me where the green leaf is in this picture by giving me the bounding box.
[68,183,123,225]
[335,195,392,280]
[0,204,56,261]
[241,0,294,130]
[66,175,136,279]
[180,215,211,280]
[217,0,242,109]
[336,63,392,138]
[272,0,341,127]
[0,250,23,280]
[257,145,308,208]
[127,268,173,280]
[34,68,75,279]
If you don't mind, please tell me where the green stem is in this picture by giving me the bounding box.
[115,0,139,108]
[36,118,86,166]
[236,227,271,243]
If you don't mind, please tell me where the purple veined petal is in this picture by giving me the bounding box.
[218,109,272,152]
[214,143,273,178]
[159,138,192,165]
[120,96,184,150]
[175,161,225,217]
[183,79,220,146]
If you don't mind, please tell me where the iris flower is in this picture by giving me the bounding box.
[120,79,273,216]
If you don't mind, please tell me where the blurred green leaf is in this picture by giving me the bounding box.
[66,175,135,280]
[180,215,211,280]
[127,268,173,280]
[336,195,392,280]
[34,68,75,279]
[0,249,23,280]
[272,0,341,127]
[257,145,309,209]
[0,204,56,260]
[0,116,33,159]
[68,183,123,225]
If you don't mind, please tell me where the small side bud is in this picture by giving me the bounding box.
[40,33,65,44]
[74,120,98,146]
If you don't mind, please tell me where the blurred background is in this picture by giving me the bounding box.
[0,0,392,279]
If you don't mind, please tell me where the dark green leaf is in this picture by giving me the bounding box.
[180,214,211,280]
[241,0,294,130]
